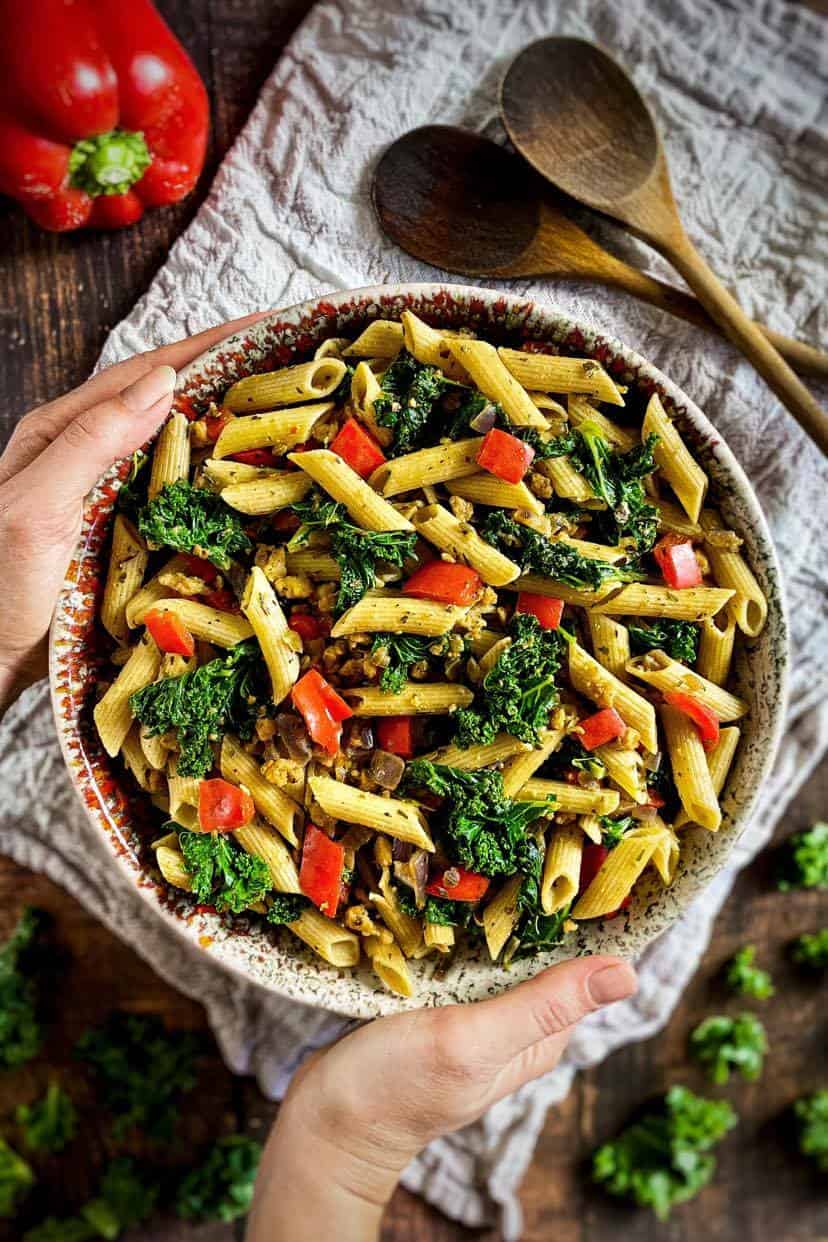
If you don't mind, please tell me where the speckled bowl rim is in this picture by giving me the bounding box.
[49,283,788,1019]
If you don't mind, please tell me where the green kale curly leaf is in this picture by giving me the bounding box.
[776,822,828,891]
[137,479,251,570]
[689,1012,767,1084]
[175,1135,262,1222]
[481,510,644,591]
[178,830,272,914]
[724,945,774,999]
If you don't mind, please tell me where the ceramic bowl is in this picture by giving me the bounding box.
[49,283,788,1018]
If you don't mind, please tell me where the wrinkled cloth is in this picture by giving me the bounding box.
[2,0,826,1236]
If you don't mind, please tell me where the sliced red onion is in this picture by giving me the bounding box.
[469,403,498,434]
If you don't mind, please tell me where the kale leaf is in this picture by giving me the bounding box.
[776,822,828,891]
[289,491,417,613]
[0,907,49,1070]
[16,1083,77,1153]
[628,619,699,663]
[371,350,451,454]
[130,640,266,779]
[266,893,311,925]
[453,613,565,747]
[371,633,433,693]
[75,1012,202,1140]
[570,422,659,551]
[689,1013,767,1084]
[794,1090,828,1171]
[599,815,634,849]
[397,889,477,927]
[791,928,828,969]
[540,735,607,781]
[404,761,554,877]
[481,510,644,590]
[175,1135,262,1223]
[0,1137,34,1218]
[115,449,150,522]
[82,1158,159,1238]
[510,839,572,959]
[724,945,774,1000]
[592,1085,737,1220]
[179,830,273,913]
[137,479,252,570]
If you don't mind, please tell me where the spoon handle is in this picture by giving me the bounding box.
[660,233,828,454]
[602,263,828,380]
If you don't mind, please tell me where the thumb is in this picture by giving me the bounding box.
[24,365,176,503]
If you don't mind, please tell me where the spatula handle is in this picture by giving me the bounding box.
[664,233,828,455]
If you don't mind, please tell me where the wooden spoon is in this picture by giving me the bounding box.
[501,38,828,453]
[372,126,827,379]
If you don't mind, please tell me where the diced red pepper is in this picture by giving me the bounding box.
[144,607,195,658]
[403,561,482,606]
[288,613,327,642]
[198,778,254,831]
[228,448,279,467]
[579,844,609,893]
[578,707,627,751]
[476,427,535,484]
[653,534,702,589]
[299,824,345,917]
[178,552,219,584]
[515,592,564,630]
[645,787,666,809]
[663,691,720,751]
[330,418,387,479]
[201,587,240,614]
[205,409,233,442]
[426,867,490,902]
[272,510,301,534]
[291,669,352,755]
[376,717,415,759]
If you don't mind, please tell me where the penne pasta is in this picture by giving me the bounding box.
[700,509,768,636]
[124,555,189,628]
[504,574,616,608]
[537,455,596,503]
[483,875,523,961]
[414,504,520,586]
[594,743,648,803]
[148,410,191,501]
[241,566,300,705]
[588,613,631,682]
[221,471,313,515]
[400,311,471,381]
[100,515,148,643]
[370,438,482,496]
[499,348,625,405]
[288,908,361,968]
[121,726,153,791]
[567,394,637,450]
[419,734,530,771]
[224,360,346,412]
[343,683,474,716]
[674,726,740,828]
[213,402,334,458]
[446,473,544,515]
[447,339,549,427]
[541,825,584,914]
[654,497,702,539]
[288,449,414,531]
[572,828,662,919]
[201,458,277,489]
[424,922,455,954]
[132,597,253,647]
[284,549,341,580]
[660,704,721,831]
[342,320,404,359]
[568,641,659,754]
[642,393,707,522]
[309,775,435,851]
[350,361,392,447]
[220,734,300,846]
[363,935,414,998]
[697,614,737,687]
[94,634,160,757]
[516,778,620,816]
[331,591,467,638]
[590,583,734,621]
[234,817,301,893]
[500,728,566,798]
[626,650,748,721]
[156,844,193,892]
[370,872,425,958]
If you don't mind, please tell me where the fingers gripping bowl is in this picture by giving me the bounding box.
[49,285,787,1019]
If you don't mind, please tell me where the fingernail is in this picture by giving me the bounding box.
[587,963,637,1007]
[121,365,176,411]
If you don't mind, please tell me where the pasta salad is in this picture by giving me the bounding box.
[93,311,767,997]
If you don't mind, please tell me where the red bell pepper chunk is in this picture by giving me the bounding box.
[515,592,564,630]
[426,867,490,902]
[198,778,254,832]
[0,0,209,232]
[204,409,233,442]
[646,787,666,809]
[228,448,279,467]
[287,613,327,642]
[376,717,415,759]
[201,587,240,614]
[143,607,195,658]
[663,691,720,751]
[578,707,627,751]
[653,534,702,589]
[330,418,387,479]
[291,670,352,755]
[178,552,219,584]
[403,561,482,606]
[299,824,345,917]
[476,426,535,484]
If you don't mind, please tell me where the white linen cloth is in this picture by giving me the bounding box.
[2,0,827,1235]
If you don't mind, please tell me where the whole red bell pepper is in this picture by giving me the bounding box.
[0,0,208,231]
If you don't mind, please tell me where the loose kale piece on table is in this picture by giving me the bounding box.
[137,479,251,570]
[689,1012,767,1084]
[0,1136,34,1218]
[0,906,50,1070]
[175,1135,262,1223]
[16,1082,77,1153]
[724,944,774,999]
[791,928,828,969]
[776,822,828,891]
[793,1090,828,1171]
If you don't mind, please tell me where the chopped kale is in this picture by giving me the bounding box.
[289,491,417,613]
[791,928,828,969]
[724,945,774,1000]
[331,361,355,404]
[444,396,576,459]
[371,633,433,693]
[518,427,578,460]
[689,1013,767,1084]
[175,1135,262,1223]
[599,815,634,849]
[569,422,659,551]
[628,619,699,663]
[16,1083,77,1153]
[0,907,49,1070]
[372,350,451,454]
[82,1158,159,1238]
[130,640,266,779]
[404,761,554,877]
[395,887,474,926]
[266,893,311,925]
[481,510,644,590]
[0,1137,34,1218]
[453,613,565,747]
[776,822,828,891]
[24,1219,93,1242]
[509,839,572,959]
[115,449,149,522]
[592,1085,737,1220]
[645,751,679,811]
[137,479,251,570]
[75,1012,202,1141]
[793,1090,828,1171]
[541,735,607,781]
[179,830,272,914]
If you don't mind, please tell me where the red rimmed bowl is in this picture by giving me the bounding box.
[49,283,788,1018]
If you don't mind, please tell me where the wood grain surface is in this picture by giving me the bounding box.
[0,2,825,1239]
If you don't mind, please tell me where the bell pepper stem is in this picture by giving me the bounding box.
[69,130,151,197]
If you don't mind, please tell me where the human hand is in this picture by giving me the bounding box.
[248,954,637,1241]
[0,313,268,714]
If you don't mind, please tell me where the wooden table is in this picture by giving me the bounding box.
[1,2,825,1238]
